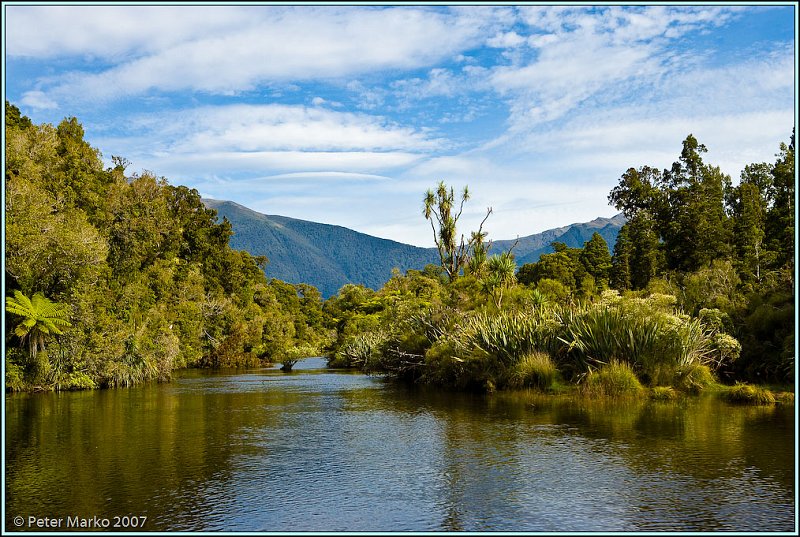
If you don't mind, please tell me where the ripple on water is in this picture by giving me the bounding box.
[5,368,795,532]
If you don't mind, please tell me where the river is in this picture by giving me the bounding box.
[5,358,796,532]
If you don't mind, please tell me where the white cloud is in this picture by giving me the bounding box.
[6,4,791,248]
[158,104,445,153]
[134,150,427,178]
[487,31,526,48]
[260,171,392,182]
[92,103,443,193]
[482,5,749,133]
[20,90,58,110]
[5,5,255,59]
[11,6,508,104]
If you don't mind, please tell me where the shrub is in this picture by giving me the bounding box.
[334,331,388,370]
[674,363,716,394]
[650,386,678,400]
[53,371,96,391]
[506,351,557,390]
[421,339,465,387]
[581,360,644,397]
[724,383,776,405]
[558,296,717,384]
[5,359,26,392]
[460,310,560,365]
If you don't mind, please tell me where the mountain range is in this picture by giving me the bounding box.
[203,199,625,298]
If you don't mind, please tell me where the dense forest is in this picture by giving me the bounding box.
[4,103,795,398]
[325,133,795,396]
[5,103,331,391]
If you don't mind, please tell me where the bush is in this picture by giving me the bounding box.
[333,331,388,370]
[581,360,644,397]
[422,339,465,387]
[460,310,560,365]
[558,296,717,384]
[674,363,716,394]
[5,359,26,392]
[723,383,776,405]
[53,371,96,391]
[650,386,678,400]
[506,351,557,390]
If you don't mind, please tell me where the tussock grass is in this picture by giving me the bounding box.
[506,351,557,390]
[650,386,678,400]
[674,363,716,394]
[723,383,776,405]
[559,302,713,384]
[581,360,644,397]
[334,331,387,370]
[460,311,560,365]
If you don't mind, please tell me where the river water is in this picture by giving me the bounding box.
[5,358,796,532]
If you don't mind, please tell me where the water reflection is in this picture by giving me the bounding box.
[5,359,795,532]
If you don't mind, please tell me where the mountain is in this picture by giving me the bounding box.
[203,199,438,297]
[490,214,627,266]
[203,199,625,297]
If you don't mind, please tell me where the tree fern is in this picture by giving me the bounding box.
[5,290,72,359]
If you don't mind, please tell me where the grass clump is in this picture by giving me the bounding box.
[506,351,557,390]
[650,386,678,400]
[774,391,795,405]
[581,360,644,397]
[723,383,776,405]
[674,363,716,394]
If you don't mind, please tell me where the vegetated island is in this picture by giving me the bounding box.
[4,103,795,405]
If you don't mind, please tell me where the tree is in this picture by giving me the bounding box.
[730,181,766,284]
[661,135,731,271]
[423,181,492,281]
[580,232,612,289]
[482,252,517,308]
[6,291,72,360]
[765,131,795,273]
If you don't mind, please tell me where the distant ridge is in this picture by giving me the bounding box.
[203,199,438,297]
[491,214,626,266]
[203,199,625,297]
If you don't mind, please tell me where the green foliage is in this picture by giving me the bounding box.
[736,282,794,383]
[334,332,389,371]
[650,386,678,401]
[723,383,776,405]
[481,251,517,308]
[607,131,795,388]
[674,363,716,394]
[279,343,320,371]
[558,294,716,385]
[423,181,492,281]
[580,232,613,289]
[459,311,560,366]
[6,291,72,360]
[5,358,26,392]
[505,351,558,390]
[581,360,644,397]
[4,108,333,391]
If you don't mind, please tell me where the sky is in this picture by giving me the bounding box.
[3,3,796,247]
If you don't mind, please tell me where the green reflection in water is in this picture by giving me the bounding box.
[5,365,795,532]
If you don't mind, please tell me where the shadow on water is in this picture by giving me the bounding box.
[5,362,795,532]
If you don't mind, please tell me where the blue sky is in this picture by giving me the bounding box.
[4,3,796,247]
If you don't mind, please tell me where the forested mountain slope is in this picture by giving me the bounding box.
[204,199,624,296]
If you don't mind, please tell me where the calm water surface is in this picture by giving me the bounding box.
[5,358,796,532]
